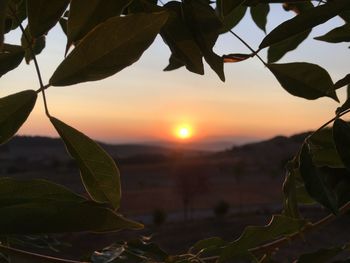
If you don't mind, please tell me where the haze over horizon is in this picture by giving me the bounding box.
[2,4,349,144]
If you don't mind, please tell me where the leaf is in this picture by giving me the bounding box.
[267,62,338,101]
[308,128,344,168]
[182,0,225,81]
[164,54,185,71]
[50,11,169,86]
[4,0,26,33]
[260,0,350,49]
[0,177,85,206]
[333,119,350,172]
[315,23,350,43]
[219,215,305,262]
[335,74,350,89]
[0,90,37,144]
[0,200,142,234]
[0,0,9,46]
[27,0,69,38]
[296,245,346,263]
[220,5,247,33]
[216,0,245,18]
[50,117,121,209]
[267,2,313,63]
[299,143,338,214]
[0,43,24,77]
[282,169,300,218]
[250,4,270,33]
[21,26,46,64]
[223,53,252,63]
[67,0,133,49]
[161,2,204,75]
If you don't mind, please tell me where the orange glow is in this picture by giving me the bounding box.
[175,124,193,140]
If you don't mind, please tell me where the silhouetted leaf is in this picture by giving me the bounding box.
[220,5,247,33]
[161,2,204,75]
[0,200,142,234]
[333,119,350,172]
[0,177,85,206]
[21,26,46,64]
[339,10,350,22]
[183,0,225,81]
[216,0,245,17]
[219,215,305,262]
[164,54,185,71]
[299,143,338,213]
[67,0,133,49]
[296,245,346,263]
[50,117,121,209]
[59,17,67,35]
[223,53,252,63]
[308,128,344,168]
[250,4,270,32]
[268,63,338,101]
[282,169,300,218]
[50,12,168,86]
[0,0,9,46]
[260,0,350,49]
[267,2,313,63]
[336,98,350,115]
[27,0,69,38]
[4,0,26,33]
[0,43,24,77]
[315,23,350,43]
[0,90,37,144]
[335,74,350,89]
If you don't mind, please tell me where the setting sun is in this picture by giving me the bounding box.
[175,125,193,140]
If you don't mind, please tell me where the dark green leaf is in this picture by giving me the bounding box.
[216,0,245,17]
[335,74,350,89]
[0,43,24,77]
[193,237,226,255]
[0,0,9,46]
[50,117,121,209]
[0,177,85,206]
[296,245,345,263]
[267,2,313,63]
[336,98,350,115]
[299,143,338,213]
[50,12,169,86]
[27,0,69,38]
[0,90,37,144]
[268,30,311,63]
[59,17,67,35]
[250,4,270,32]
[267,62,338,101]
[260,0,350,49]
[220,5,247,33]
[308,128,344,168]
[21,26,46,64]
[315,23,350,43]
[219,215,305,262]
[0,200,142,234]
[67,0,133,48]
[164,54,185,71]
[339,10,350,22]
[223,53,252,63]
[183,0,225,81]
[4,0,26,33]
[161,2,204,75]
[333,119,350,172]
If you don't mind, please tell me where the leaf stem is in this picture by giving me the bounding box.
[0,244,88,263]
[229,30,267,66]
[9,6,50,117]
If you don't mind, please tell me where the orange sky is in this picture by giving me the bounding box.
[2,6,349,144]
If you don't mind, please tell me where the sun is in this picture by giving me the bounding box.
[175,125,193,140]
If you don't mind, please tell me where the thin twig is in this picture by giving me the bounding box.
[9,7,51,117]
[0,244,88,263]
[229,30,267,66]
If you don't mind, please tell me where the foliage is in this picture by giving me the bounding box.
[0,0,350,262]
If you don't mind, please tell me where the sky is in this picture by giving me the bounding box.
[1,4,350,145]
